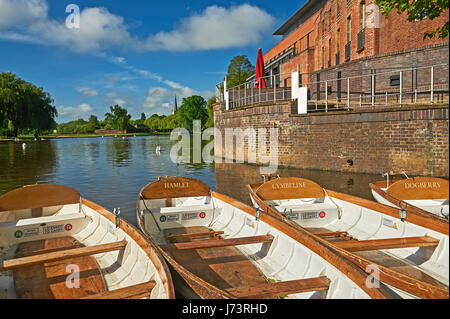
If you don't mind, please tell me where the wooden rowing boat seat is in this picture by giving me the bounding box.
[1,237,131,299]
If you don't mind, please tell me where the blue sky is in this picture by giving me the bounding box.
[0,0,305,122]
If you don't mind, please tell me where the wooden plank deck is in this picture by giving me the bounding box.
[82,281,156,299]
[3,240,127,271]
[160,235,273,251]
[306,227,447,290]
[333,236,439,252]
[225,276,331,299]
[12,237,107,299]
[163,226,270,294]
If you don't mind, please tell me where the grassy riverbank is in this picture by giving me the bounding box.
[0,131,171,141]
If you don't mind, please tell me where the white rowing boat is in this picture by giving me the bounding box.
[369,173,449,219]
[0,184,175,299]
[136,176,395,299]
[248,176,449,299]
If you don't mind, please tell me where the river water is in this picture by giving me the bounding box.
[0,136,381,226]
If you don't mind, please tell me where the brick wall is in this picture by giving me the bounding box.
[265,0,449,75]
[305,43,449,103]
[213,102,449,177]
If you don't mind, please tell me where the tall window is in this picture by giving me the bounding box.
[359,1,365,31]
[322,19,325,39]
[322,46,325,68]
[346,16,351,43]
[337,28,341,51]
[328,38,332,64]
[328,9,332,32]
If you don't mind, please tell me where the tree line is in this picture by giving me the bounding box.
[1,71,217,137]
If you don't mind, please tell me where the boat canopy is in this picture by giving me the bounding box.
[387,177,449,200]
[255,177,325,200]
[0,184,81,212]
[139,177,210,200]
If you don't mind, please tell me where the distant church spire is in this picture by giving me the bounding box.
[172,94,178,115]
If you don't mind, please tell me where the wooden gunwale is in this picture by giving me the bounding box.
[247,183,449,299]
[369,181,449,235]
[82,198,176,299]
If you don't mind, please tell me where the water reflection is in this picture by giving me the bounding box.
[106,138,132,167]
[0,140,57,192]
[214,162,381,206]
[1,136,381,228]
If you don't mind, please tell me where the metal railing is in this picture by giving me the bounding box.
[302,64,449,113]
[216,64,448,114]
[224,73,293,110]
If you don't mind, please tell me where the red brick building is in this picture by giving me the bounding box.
[261,0,449,86]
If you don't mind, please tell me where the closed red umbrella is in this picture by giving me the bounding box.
[254,48,266,88]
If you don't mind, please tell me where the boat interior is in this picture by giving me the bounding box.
[138,177,398,299]
[370,176,449,217]
[0,184,170,299]
[248,177,449,297]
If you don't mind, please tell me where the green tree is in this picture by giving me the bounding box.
[140,112,146,121]
[226,55,254,88]
[104,105,131,131]
[177,95,208,131]
[0,72,57,137]
[376,0,449,38]
[206,96,216,128]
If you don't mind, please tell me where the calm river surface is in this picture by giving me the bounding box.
[0,136,381,226]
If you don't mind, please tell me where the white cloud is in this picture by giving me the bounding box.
[144,86,214,114]
[31,7,133,53]
[0,0,48,30]
[144,87,194,109]
[1,2,133,53]
[77,87,99,97]
[0,1,275,52]
[142,4,275,51]
[57,103,93,120]
[102,91,136,109]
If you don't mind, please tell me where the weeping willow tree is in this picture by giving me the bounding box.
[0,72,57,137]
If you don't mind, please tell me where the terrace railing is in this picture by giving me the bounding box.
[224,73,294,110]
[216,64,449,115]
[303,64,449,113]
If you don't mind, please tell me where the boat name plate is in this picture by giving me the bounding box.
[160,214,180,222]
[182,212,202,221]
[42,224,65,234]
